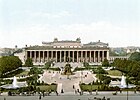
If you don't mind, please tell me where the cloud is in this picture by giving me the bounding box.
[31,10,72,19]
[0,21,140,48]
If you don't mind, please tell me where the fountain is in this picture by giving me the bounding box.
[109,75,136,88]
[0,76,27,89]
[12,76,19,88]
[120,75,127,88]
[63,63,72,75]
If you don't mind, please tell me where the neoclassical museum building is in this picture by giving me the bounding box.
[23,38,109,65]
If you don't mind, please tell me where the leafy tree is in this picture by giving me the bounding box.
[83,62,91,70]
[129,52,140,61]
[25,58,33,67]
[113,58,140,82]
[97,66,108,74]
[83,62,89,67]
[103,77,111,84]
[102,59,110,67]
[0,56,22,76]
[28,67,43,75]
[45,61,53,69]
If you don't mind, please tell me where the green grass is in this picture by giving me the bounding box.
[107,70,122,76]
[16,71,29,77]
[80,84,137,91]
[36,85,57,92]
[80,84,100,91]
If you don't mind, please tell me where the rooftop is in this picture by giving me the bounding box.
[25,38,109,50]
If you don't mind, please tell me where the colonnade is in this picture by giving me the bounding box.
[26,50,109,63]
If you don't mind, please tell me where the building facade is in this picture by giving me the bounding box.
[25,38,109,65]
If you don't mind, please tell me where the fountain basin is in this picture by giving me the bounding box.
[109,75,136,88]
[1,82,27,89]
[0,76,27,89]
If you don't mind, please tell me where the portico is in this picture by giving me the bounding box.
[25,38,109,65]
[26,50,109,63]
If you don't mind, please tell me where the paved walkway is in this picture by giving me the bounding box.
[39,70,96,95]
[1,92,140,100]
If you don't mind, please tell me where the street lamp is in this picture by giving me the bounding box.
[126,76,129,100]
[127,84,128,100]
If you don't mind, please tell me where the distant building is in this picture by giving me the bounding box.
[23,38,109,65]
[126,46,140,53]
[109,56,129,63]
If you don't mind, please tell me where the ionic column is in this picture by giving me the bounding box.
[51,51,53,60]
[73,51,74,62]
[64,51,66,62]
[85,51,87,62]
[98,51,100,62]
[34,51,36,62]
[30,51,32,58]
[60,51,62,62]
[43,51,45,62]
[81,51,83,62]
[68,51,70,62]
[39,51,41,62]
[25,51,28,62]
[56,51,57,62]
[77,51,79,62]
[102,51,104,62]
[94,51,96,62]
[47,51,49,61]
[107,50,109,60]
[90,51,91,62]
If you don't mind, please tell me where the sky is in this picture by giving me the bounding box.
[0,0,140,48]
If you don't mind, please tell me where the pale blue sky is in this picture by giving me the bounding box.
[0,0,140,48]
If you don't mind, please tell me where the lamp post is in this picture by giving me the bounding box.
[126,76,128,100]
[127,84,128,100]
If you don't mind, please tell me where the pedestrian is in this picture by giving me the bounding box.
[96,89,98,95]
[102,96,106,100]
[77,89,79,92]
[4,97,6,100]
[42,91,45,97]
[120,89,122,93]
[39,94,41,100]
[75,90,77,94]
[56,91,58,96]
[73,85,75,89]
[61,89,64,93]
[134,89,136,94]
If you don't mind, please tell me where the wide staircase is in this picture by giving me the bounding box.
[54,62,82,68]
[53,62,82,95]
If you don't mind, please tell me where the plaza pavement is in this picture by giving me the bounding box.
[39,70,97,95]
[1,92,140,100]
[2,68,140,99]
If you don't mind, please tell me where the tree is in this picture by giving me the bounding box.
[28,67,43,75]
[113,58,140,82]
[129,52,140,61]
[45,61,52,69]
[25,58,33,67]
[0,56,22,75]
[102,59,110,67]
[97,66,108,74]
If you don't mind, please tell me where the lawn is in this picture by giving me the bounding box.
[107,70,122,76]
[16,71,29,77]
[80,84,100,91]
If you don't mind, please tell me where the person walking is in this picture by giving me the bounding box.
[39,94,41,100]
[73,85,75,89]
